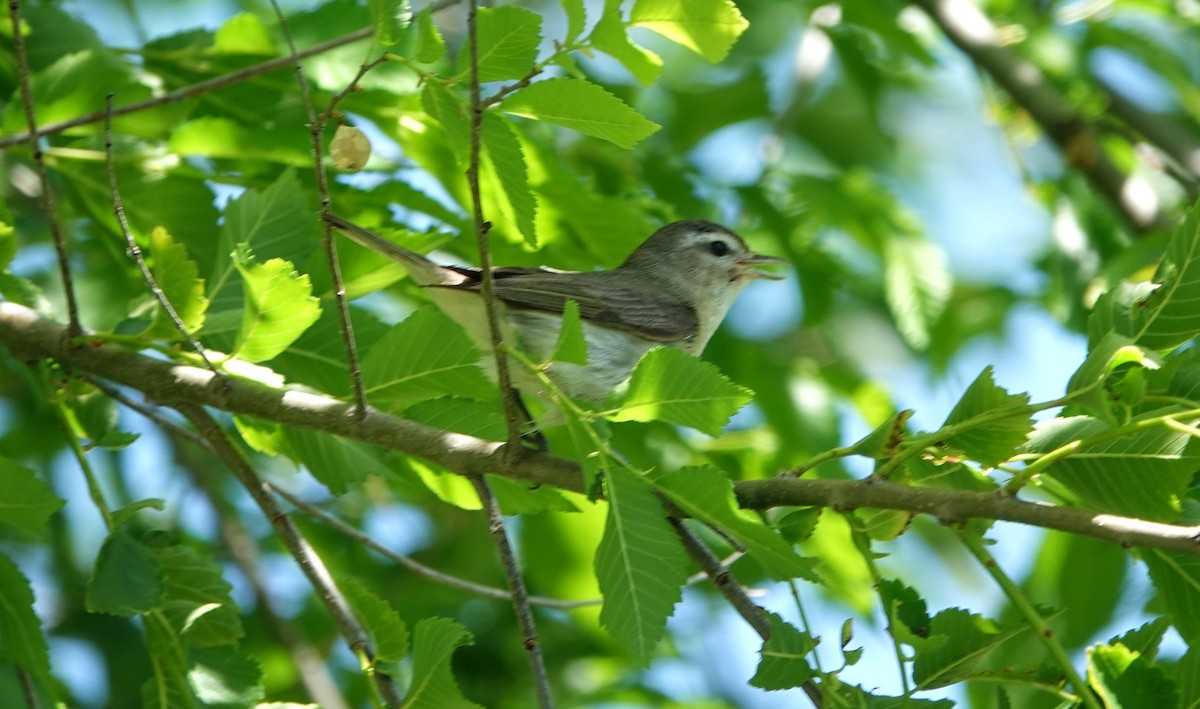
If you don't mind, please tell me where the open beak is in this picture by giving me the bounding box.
[738,253,787,280]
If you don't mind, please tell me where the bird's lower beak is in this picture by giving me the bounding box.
[738,254,787,280]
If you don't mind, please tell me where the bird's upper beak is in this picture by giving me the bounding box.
[737,253,787,280]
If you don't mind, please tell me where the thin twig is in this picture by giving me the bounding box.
[173,403,402,707]
[466,0,525,453]
[272,483,600,610]
[8,0,82,338]
[479,66,543,109]
[470,475,554,708]
[266,0,368,416]
[668,517,823,708]
[103,93,221,379]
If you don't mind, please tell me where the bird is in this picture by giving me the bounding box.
[325,213,784,408]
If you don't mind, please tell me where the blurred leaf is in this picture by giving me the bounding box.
[232,249,322,363]
[169,116,312,166]
[404,397,506,441]
[910,608,1028,689]
[654,465,817,581]
[629,0,748,63]
[590,6,662,86]
[666,67,768,150]
[404,617,481,709]
[0,457,64,536]
[361,306,494,410]
[368,0,411,46]
[212,12,275,55]
[884,234,951,350]
[0,50,152,135]
[941,366,1032,468]
[606,347,752,435]
[458,6,541,83]
[86,531,166,616]
[561,0,586,44]
[286,428,382,495]
[500,78,660,149]
[595,467,686,664]
[413,7,446,63]
[1067,331,1159,422]
[1143,550,1200,646]
[421,81,470,165]
[850,409,912,459]
[188,646,264,706]
[749,613,817,690]
[1179,645,1200,708]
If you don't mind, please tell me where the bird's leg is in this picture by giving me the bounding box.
[513,388,549,453]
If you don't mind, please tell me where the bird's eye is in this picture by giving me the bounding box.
[708,240,730,257]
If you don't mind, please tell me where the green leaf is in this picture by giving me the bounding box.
[361,306,494,410]
[286,428,382,495]
[65,384,138,450]
[941,366,1032,468]
[368,0,411,46]
[629,0,749,63]
[849,409,913,459]
[169,116,312,166]
[460,6,541,83]
[1024,415,1200,520]
[151,542,244,647]
[749,612,817,690]
[1088,642,1178,708]
[0,50,152,134]
[910,608,1027,689]
[482,114,537,246]
[884,234,951,350]
[606,347,752,436]
[0,553,53,688]
[421,81,470,165]
[342,578,410,664]
[879,578,931,644]
[404,397,507,441]
[413,7,446,63]
[0,457,64,536]
[1143,550,1200,645]
[654,465,817,581]
[232,249,322,363]
[1179,645,1200,707]
[500,77,660,149]
[141,612,191,709]
[403,617,481,709]
[590,7,662,86]
[86,530,166,616]
[188,645,264,706]
[550,299,588,365]
[212,12,275,55]
[666,68,769,149]
[268,306,390,398]
[144,227,208,339]
[561,0,587,43]
[595,467,687,664]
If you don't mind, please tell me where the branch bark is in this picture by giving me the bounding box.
[4,301,1200,557]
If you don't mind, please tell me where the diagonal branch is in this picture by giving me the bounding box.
[5,301,1200,557]
[911,0,1172,232]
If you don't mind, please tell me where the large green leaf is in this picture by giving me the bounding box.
[368,0,411,46]
[150,542,243,647]
[459,6,541,83]
[589,6,662,86]
[941,366,1032,468]
[629,0,749,63]
[1088,642,1178,708]
[341,578,410,664]
[884,234,951,350]
[1066,331,1159,422]
[286,428,383,495]
[421,81,470,165]
[1143,550,1200,646]
[188,645,264,706]
[361,305,494,410]
[499,77,660,149]
[1024,415,1200,521]
[606,347,752,436]
[654,465,816,581]
[0,457,64,536]
[595,467,687,664]
[403,617,481,709]
[232,248,322,363]
[910,608,1028,689]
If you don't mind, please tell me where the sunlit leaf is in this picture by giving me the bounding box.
[482,114,537,246]
[459,6,541,83]
[1087,642,1178,708]
[232,248,322,363]
[143,227,208,339]
[941,366,1032,468]
[606,347,752,435]
[368,0,411,46]
[500,78,660,149]
[590,7,662,86]
[629,0,748,63]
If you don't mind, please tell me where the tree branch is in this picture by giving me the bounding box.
[911,0,1172,232]
[5,301,1200,557]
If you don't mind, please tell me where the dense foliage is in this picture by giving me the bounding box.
[2,0,1200,707]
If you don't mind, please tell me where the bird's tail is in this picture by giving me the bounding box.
[323,213,447,285]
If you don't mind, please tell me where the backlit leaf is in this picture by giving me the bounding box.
[629,0,749,63]
[500,78,659,149]
[606,347,752,436]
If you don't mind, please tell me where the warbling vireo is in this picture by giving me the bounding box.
[325,214,784,404]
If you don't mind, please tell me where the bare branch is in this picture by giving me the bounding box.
[6,301,1200,557]
[174,403,402,707]
[8,0,82,337]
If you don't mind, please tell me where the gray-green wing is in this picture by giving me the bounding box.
[436,269,698,343]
